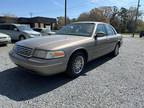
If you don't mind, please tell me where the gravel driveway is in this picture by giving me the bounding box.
[0,37,144,108]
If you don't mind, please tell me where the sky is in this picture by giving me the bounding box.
[0,0,144,19]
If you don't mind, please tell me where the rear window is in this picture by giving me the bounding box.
[105,24,117,36]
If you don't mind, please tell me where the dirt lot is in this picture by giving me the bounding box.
[0,37,144,108]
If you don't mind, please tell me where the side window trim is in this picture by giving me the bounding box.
[103,24,108,36]
[111,25,117,35]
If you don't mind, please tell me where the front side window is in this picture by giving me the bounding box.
[56,23,95,37]
[9,25,17,31]
[96,24,107,36]
[17,25,33,31]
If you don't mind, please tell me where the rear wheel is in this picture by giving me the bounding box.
[66,52,86,78]
[112,44,120,56]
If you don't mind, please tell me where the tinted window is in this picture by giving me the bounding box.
[0,25,11,30]
[33,28,42,32]
[106,24,116,36]
[96,24,107,36]
[9,25,17,30]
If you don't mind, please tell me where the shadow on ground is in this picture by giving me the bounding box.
[0,55,114,101]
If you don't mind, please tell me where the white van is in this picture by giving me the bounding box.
[0,24,41,41]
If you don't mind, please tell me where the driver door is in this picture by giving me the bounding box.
[92,24,108,59]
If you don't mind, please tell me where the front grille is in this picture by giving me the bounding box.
[0,37,6,39]
[14,45,33,57]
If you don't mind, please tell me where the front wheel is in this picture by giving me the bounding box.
[19,35,26,41]
[66,52,86,78]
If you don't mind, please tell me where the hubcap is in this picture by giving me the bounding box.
[72,56,85,74]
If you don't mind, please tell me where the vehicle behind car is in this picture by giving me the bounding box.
[0,32,11,46]
[140,31,144,38]
[9,22,123,78]
[0,24,41,41]
[33,28,55,36]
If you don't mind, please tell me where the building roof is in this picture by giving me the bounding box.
[30,17,57,23]
[0,16,17,23]
[0,16,57,24]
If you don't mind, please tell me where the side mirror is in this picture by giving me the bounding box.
[95,31,106,38]
[14,28,19,31]
[94,31,106,40]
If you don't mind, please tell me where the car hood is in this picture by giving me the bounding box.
[0,32,10,38]
[16,35,90,50]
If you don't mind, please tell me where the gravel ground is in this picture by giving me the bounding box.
[0,37,144,108]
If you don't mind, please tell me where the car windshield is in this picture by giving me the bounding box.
[56,23,94,37]
[17,25,33,31]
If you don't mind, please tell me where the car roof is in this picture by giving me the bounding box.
[74,21,108,25]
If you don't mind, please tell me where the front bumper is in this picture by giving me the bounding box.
[0,38,11,44]
[9,51,67,75]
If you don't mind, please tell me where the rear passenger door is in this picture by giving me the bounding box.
[105,24,118,52]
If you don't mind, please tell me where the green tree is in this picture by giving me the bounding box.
[57,16,70,29]
[77,12,90,21]
[118,7,128,32]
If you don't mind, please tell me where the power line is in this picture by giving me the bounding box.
[30,12,33,18]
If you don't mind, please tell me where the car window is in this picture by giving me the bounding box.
[105,24,116,36]
[9,25,17,30]
[33,28,42,32]
[0,25,10,30]
[96,24,107,36]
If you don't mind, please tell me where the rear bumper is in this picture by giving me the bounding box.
[9,51,67,75]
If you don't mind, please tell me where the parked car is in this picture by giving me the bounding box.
[0,32,11,46]
[9,22,123,78]
[0,24,41,41]
[33,28,55,36]
[140,31,144,38]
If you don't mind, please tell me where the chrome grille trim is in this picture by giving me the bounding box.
[14,45,33,57]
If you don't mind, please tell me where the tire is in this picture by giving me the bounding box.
[140,31,144,38]
[0,43,7,47]
[112,44,120,56]
[66,52,86,78]
[19,35,26,41]
[3,44,7,46]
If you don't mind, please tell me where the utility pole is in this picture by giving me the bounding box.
[30,12,33,18]
[65,0,67,25]
[132,0,140,37]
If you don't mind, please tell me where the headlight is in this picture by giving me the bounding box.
[12,45,16,51]
[33,49,65,59]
